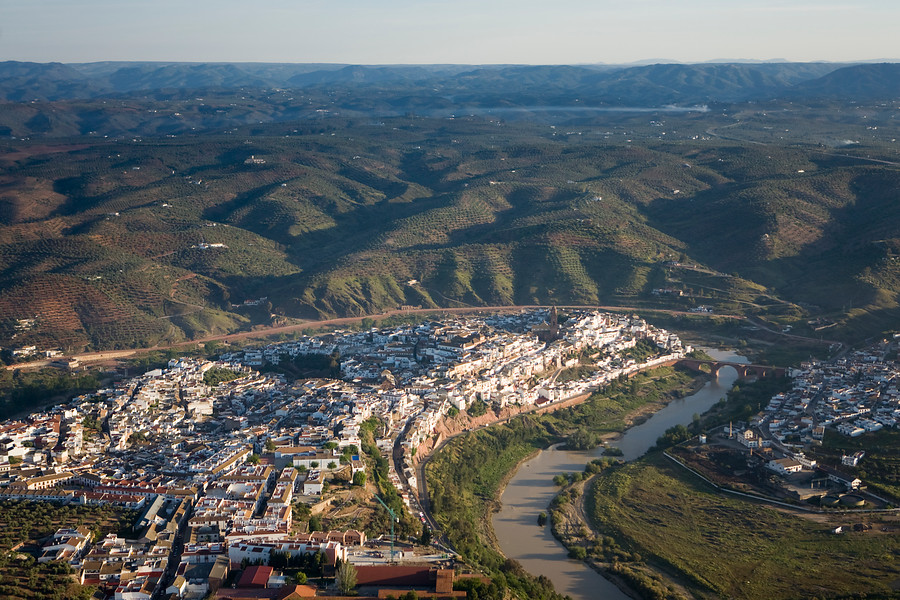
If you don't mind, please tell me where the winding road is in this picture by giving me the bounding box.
[7,304,747,371]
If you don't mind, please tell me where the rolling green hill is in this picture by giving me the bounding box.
[1,93,899,354]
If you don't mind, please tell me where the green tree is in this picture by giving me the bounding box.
[352,471,366,487]
[569,546,587,560]
[467,399,488,417]
[294,502,312,520]
[308,515,322,532]
[655,424,691,450]
[566,427,600,450]
[336,560,358,595]
[419,524,432,546]
[203,367,243,386]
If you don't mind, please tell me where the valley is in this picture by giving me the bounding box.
[2,85,900,360]
[2,59,900,600]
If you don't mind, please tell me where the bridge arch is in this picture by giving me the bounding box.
[677,359,785,379]
[710,362,742,379]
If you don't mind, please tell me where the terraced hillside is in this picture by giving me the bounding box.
[1,100,899,353]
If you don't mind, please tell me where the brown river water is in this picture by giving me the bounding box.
[492,349,747,600]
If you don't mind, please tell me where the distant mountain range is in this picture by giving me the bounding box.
[2,61,900,353]
[2,60,899,105]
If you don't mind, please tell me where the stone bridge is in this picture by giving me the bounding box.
[677,359,786,379]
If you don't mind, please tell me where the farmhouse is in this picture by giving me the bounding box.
[766,458,803,475]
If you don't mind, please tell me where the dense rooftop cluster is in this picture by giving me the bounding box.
[697,339,900,505]
[755,341,900,447]
[0,309,687,598]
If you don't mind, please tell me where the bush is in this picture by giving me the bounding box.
[568,546,587,560]
[654,424,691,450]
[566,427,601,450]
[202,367,243,386]
[467,399,488,417]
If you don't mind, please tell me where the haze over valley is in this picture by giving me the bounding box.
[1,18,900,597]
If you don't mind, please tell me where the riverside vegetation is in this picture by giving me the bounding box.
[424,364,704,600]
[581,453,900,600]
[546,376,900,600]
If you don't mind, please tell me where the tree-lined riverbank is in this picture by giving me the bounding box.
[425,364,705,600]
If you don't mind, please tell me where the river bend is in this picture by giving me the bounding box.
[492,349,748,600]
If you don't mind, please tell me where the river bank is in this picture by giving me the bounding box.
[539,351,899,600]
[491,349,747,600]
[596,372,707,447]
[548,472,690,600]
[484,447,543,553]
[493,381,718,600]
[422,361,715,600]
[571,450,900,600]
[548,464,694,600]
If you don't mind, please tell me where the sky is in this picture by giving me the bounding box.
[2,0,898,65]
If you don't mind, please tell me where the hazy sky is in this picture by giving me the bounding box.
[3,0,898,65]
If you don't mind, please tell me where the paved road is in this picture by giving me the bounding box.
[745,316,842,348]
[6,304,745,371]
[410,387,598,553]
[151,506,191,599]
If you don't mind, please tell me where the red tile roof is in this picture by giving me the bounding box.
[238,565,273,589]
[355,565,433,586]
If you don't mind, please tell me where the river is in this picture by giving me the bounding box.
[491,349,748,600]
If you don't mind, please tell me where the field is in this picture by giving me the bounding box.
[424,365,708,600]
[585,453,900,599]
